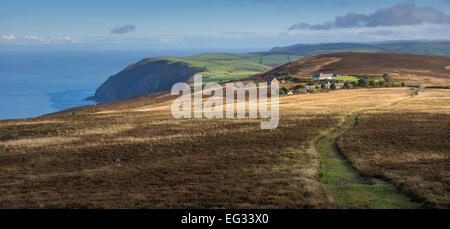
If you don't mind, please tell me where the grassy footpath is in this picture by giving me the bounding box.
[317,111,425,208]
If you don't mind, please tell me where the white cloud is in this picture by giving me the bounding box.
[47,36,80,43]
[159,37,183,43]
[0,34,81,45]
[0,34,16,40]
[282,23,450,43]
[24,35,44,41]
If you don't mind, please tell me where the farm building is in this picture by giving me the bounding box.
[312,73,341,80]
[335,82,345,89]
[321,82,345,89]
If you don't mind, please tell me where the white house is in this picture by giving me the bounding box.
[335,82,345,89]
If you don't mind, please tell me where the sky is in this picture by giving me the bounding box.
[1,0,450,51]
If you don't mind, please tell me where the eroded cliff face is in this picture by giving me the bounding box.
[88,59,202,102]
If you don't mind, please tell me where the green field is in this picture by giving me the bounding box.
[156,52,303,83]
[309,75,360,82]
[148,41,450,85]
[336,76,359,81]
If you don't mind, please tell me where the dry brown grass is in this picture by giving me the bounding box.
[0,114,340,208]
[72,124,135,136]
[338,89,450,208]
[0,137,78,149]
[0,87,435,208]
[279,88,411,115]
[258,52,450,87]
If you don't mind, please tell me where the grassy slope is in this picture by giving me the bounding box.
[0,88,417,208]
[93,42,450,91]
[257,52,450,87]
[271,42,450,57]
[318,111,424,209]
[336,76,359,81]
[337,89,450,208]
[0,96,340,208]
[152,52,303,84]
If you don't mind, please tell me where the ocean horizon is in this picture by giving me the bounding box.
[0,49,207,120]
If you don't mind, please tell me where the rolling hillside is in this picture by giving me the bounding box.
[2,87,449,208]
[256,52,450,87]
[270,41,450,57]
[89,41,450,102]
[88,59,204,102]
[88,53,297,102]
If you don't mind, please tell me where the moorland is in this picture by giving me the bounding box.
[0,48,449,209]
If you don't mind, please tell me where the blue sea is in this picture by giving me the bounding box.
[0,49,200,120]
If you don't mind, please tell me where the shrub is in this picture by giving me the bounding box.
[358,78,369,87]
[314,83,320,89]
[382,73,395,87]
[292,84,305,90]
[330,82,336,90]
[344,82,352,89]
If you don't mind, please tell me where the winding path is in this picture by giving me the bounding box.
[316,92,425,209]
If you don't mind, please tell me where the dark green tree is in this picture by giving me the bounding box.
[382,73,395,87]
[314,83,320,89]
[292,84,305,90]
[330,82,336,90]
[344,82,352,89]
[358,78,369,87]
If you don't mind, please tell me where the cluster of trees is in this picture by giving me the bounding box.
[280,84,306,95]
[279,86,290,95]
[313,74,406,89]
[279,73,407,95]
[292,84,305,90]
[273,72,302,83]
[358,74,406,88]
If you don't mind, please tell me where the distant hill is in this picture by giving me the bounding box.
[88,54,272,102]
[269,41,450,57]
[90,41,450,102]
[256,52,450,87]
[88,59,204,102]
